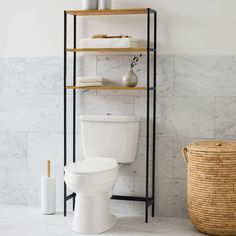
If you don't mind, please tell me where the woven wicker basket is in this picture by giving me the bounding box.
[182,141,236,236]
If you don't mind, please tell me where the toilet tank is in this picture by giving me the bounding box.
[80,115,139,164]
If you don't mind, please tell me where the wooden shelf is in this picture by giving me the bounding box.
[66,48,147,53]
[66,8,149,16]
[66,86,147,90]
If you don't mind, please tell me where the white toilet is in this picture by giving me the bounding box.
[64,115,139,234]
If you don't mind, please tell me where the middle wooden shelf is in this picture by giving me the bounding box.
[66,48,148,52]
[66,85,148,90]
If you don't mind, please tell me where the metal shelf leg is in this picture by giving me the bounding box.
[63,10,67,217]
[152,11,157,218]
[145,8,151,223]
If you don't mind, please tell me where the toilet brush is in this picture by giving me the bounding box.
[41,160,56,215]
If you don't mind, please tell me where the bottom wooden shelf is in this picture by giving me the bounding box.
[66,85,147,90]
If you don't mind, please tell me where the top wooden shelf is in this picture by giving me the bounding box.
[66,8,154,16]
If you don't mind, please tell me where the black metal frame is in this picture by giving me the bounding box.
[64,8,157,223]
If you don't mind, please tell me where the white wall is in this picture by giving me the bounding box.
[2,0,236,57]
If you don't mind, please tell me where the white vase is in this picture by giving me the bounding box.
[83,0,98,10]
[122,68,138,87]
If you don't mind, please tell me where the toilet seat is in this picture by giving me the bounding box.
[64,158,118,187]
[64,157,117,175]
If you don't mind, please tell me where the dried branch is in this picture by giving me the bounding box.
[130,53,143,69]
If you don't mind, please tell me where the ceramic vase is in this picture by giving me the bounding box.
[122,68,138,87]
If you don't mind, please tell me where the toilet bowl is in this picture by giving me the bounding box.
[64,115,139,234]
[64,158,118,233]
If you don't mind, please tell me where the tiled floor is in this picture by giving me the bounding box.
[0,204,204,236]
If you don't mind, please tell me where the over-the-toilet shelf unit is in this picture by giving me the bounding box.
[64,8,157,223]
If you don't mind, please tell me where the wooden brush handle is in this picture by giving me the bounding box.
[92,34,107,38]
[47,160,51,178]
[106,35,129,38]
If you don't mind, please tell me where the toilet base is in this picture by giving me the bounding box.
[72,194,117,234]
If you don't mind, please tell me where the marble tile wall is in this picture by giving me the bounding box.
[0,55,236,218]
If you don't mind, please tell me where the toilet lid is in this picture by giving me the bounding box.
[64,157,117,174]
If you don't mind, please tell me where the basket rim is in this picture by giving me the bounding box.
[185,140,236,153]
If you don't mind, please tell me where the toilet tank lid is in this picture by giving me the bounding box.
[80,115,140,122]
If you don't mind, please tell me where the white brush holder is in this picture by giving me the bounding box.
[41,177,56,215]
